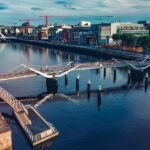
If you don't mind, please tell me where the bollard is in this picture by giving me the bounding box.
[145,72,149,92]
[113,68,117,84]
[65,74,68,88]
[76,74,80,95]
[87,80,91,92]
[97,85,102,111]
[87,80,91,100]
[46,65,48,71]
[127,69,131,85]
[103,68,106,79]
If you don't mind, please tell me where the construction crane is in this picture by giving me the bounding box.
[39,15,66,27]
[18,19,41,33]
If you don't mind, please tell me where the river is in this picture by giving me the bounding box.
[0,43,150,150]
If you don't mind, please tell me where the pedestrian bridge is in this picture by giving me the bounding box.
[0,32,16,40]
[0,58,150,81]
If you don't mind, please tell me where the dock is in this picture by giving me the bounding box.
[14,106,59,146]
[0,87,59,147]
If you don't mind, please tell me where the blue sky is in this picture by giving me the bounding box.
[0,0,150,25]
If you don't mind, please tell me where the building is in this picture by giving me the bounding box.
[78,21,91,27]
[111,22,149,37]
[61,28,73,44]
[138,21,150,34]
[38,27,49,40]
[49,24,72,41]
[72,26,92,45]
[91,23,112,45]
[16,22,34,35]
[0,113,12,150]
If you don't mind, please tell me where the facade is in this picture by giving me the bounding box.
[49,24,72,42]
[138,21,150,34]
[91,23,112,45]
[72,26,92,45]
[61,28,73,44]
[99,23,111,45]
[111,22,149,37]
[79,21,91,27]
[17,26,34,35]
[38,27,49,40]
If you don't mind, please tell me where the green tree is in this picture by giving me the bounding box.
[112,34,121,45]
[138,36,150,48]
[120,34,137,47]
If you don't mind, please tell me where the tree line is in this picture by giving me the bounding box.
[112,34,150,48]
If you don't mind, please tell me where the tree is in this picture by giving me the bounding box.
[138,36,150,48]
[120,34,137,47]
[112,34,121,45]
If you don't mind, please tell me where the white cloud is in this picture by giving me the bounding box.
[0,0,149,24]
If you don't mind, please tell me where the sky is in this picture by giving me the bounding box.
[0,0,150,25]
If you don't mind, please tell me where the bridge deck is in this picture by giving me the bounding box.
[0,60,149,81]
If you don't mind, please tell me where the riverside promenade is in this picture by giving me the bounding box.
[14,39,148,60]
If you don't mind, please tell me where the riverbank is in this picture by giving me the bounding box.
[13,39,146,60]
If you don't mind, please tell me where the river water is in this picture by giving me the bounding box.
[0,43,150,150]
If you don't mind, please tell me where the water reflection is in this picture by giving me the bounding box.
[97,91,102,112]
[33,139,55,150]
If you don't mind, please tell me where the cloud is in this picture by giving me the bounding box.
[0,3,8,10]
[0,0,150,24]
[31,7,43,11]
[55,1,68,5]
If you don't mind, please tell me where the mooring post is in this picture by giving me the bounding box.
[103,68,106,79]
[97,85,102,111]
[145,72,149,92]
[113,68,117,84]
[76,74,80,95]
[46,65,48,71]
[65,74,68,88]
[127,69,131,85]
[87,80,91,100]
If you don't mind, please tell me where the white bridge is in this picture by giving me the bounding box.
[0,59,150,81]
[0,32,16,40]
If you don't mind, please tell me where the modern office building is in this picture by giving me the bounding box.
[111,22,149,37]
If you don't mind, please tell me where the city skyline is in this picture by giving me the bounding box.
[0,0,150,25]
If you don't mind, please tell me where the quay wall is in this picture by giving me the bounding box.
[0,113,12,150]
[13,39,142,60]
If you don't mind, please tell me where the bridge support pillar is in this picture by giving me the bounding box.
[103,68,106,79]
[97,85,102,112]
[46,78,58,94]
[130,70,144,84]
[87,80,91,101]
[127,70,131,85]
[96,68,99,75]
[76,74,80,95]
[145,73,149,92]
[113,68,117,84]
[65,74,68,88]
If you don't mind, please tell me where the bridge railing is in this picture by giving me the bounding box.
[14,111,34,141]
[0,87,28,114]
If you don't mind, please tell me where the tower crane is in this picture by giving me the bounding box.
[18,19,41,33]
[39,15,66,27]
